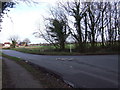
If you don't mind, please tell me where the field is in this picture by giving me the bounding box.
[10,43,119,55]
[12,46,79,55]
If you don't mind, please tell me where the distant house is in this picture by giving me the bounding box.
[3,42,11,48]
[0,43,3,48]
[18,42,27,47]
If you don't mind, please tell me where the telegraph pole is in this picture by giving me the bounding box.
[69,34,72,53]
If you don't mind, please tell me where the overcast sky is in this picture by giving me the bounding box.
[0,0,59,44]
[0,0,118,44]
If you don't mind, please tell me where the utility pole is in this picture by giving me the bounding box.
[69,34,72,53]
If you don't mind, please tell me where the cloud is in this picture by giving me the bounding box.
[0,1,51,43]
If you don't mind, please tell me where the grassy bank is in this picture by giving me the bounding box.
[2,54,71,88]
[11,46,119,55]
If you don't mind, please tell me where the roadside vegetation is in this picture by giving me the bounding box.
[2,54,72,88]
[32,1,120,54]
[3,1,120,55]
[10,42,119,55]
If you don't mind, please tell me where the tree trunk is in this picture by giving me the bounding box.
[101,10,104,47]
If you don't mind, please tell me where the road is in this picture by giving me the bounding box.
[2,50,119,88]
[0,56,2,89]
[3,57,42,88]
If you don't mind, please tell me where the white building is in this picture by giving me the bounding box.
[3,42,11,48]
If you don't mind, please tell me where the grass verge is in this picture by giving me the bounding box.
[11,47,118,55]
[2,54,72,88]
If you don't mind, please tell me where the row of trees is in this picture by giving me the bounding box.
[34,1,120,52]
[9,36,31,48]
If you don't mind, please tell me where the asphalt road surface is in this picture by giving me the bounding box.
[0,57,2,89]
[2,50,119,88]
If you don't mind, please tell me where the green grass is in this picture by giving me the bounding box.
[12,48,79,55]
[11,44,77,55]
[11,47,118,55]
[9,42,119,55]
[65,44,75,49]
[0,51,2,56]
[3,54,21,61]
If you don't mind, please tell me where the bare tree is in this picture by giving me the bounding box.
[9,35,19,48]
[112,2,119,44]
[61,0,87,52]
[34,4,70,51]
[23,38,31,46]
[86,2,101,48]
[33,1,119,53]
